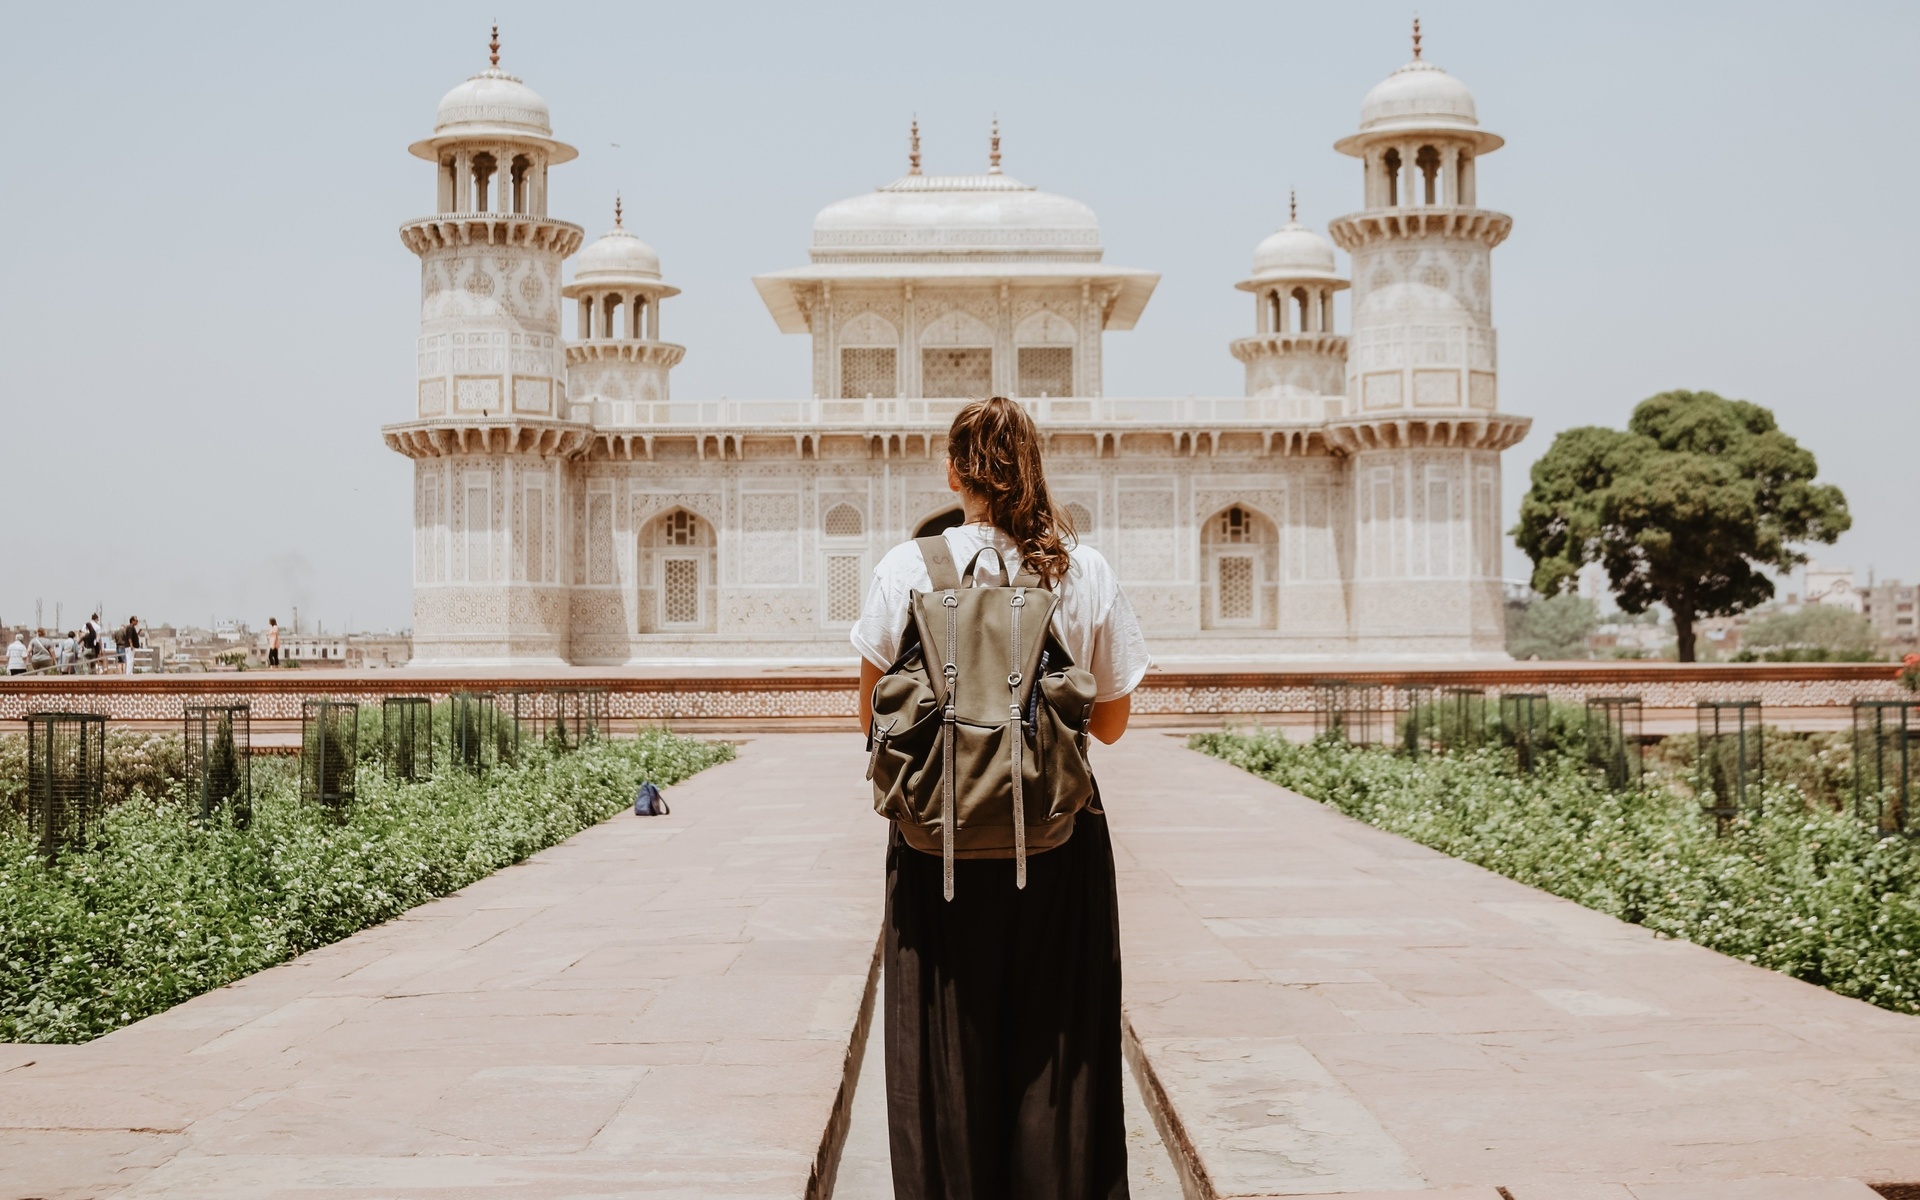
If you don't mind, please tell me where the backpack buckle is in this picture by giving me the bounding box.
[1009,590,1026,607]
[941,592,959,608]
[1007,671,1022,688]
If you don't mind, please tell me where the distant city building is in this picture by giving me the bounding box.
[384,25,1530,664]
[1863,580,1919,649]
[1804,562,1864,613]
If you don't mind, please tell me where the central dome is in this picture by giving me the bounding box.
[811,173,1102,262]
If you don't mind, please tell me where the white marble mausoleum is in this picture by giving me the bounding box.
[383,26,1530,666]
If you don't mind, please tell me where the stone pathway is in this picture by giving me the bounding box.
[5,730,1919,1198]
[0,734,884,1199]
[1100,733,1920,1199]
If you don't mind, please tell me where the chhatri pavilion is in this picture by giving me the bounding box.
[383,24,1529,666]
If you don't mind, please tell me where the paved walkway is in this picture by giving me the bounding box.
[1100,733,1920,1199]
[0,734,884,1199]
[4,731,1920,1198]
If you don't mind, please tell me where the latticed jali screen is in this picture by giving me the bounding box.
[841,348,897,399]
[922,348,992,398]
[826,554,864,623]
[1017,347,1073,397]
[662,558,700,624]
[1217,556,1254,621]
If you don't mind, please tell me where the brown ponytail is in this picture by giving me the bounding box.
[946,396,1075,589]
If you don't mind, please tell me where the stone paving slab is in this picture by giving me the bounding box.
[1101,733,1920,1199]
[0,734,885,1199]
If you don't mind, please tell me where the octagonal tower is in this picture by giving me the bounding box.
[383,29,586,665]
[1327,21,1529,656]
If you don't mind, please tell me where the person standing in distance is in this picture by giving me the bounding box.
[851,396,1150,1200]
[267,617,280,668]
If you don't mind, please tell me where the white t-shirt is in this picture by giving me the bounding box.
[6,639,25,670]
[851,523,1152,703]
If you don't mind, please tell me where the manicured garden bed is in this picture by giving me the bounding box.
[1192,729,1920,1015]
[0,731,732,1043]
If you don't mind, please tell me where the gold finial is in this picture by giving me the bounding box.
[1411,15,1422,59]
[989,115,1002,174]
[614,193,623,228]
[909,117,922,176]
[489,23,501,68]
[1289,188,1298,224]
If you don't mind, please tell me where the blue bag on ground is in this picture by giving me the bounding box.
[633,781,668,816]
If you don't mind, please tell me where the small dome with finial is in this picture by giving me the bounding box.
[574,197,665,282]
[1338,19,1503,154]
[410,26,578,163]
[1242,191,1344,286]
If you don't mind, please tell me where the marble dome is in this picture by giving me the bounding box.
[1251,223,1340,280]
[1359,60,1480,135]
[810,173,1103,262]
[408,51,578,163]
[574,225,663,282]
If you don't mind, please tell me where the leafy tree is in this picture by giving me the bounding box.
[1505,593,1598,660]
[1742,605,1878,658]
[1513,391,1849,661]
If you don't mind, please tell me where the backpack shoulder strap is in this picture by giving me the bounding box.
[917,535,961,592]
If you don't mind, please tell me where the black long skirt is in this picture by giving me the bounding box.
[883,797,1130,1200]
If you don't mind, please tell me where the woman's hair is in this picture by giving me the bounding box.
[946,396,1074,588]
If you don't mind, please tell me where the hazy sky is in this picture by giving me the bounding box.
[4,1,1914,633]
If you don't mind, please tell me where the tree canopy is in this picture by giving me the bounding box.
[1505,593,1598,661]
[1512,390,1850,662]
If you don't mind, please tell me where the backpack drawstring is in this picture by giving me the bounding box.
[941,590,959,902]
[1009,588,1028,890]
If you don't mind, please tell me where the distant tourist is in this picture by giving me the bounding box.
[81,615,101,674]
[5,632,24,676]
[58,631,79,674]
[852,397,1150,1197]
[27,629,53,673]
[267,617,280,667]
[120,616,142,674]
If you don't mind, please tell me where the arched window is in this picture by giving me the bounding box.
[1291,288,1311,333]
[1382,148,1402,207]
[1202,505,1277,630]
[1417,145,1442,205]
[510,155,531,214]
[471,152,497,212]
[640,509,715,632]
[823,503,864,539]
[1063,502,1094,544]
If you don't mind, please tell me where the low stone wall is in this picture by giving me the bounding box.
[0,661,1908,730]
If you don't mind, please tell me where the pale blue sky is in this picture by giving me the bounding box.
[3,0,1913,632]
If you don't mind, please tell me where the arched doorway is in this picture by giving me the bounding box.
[1201,504,1279,630]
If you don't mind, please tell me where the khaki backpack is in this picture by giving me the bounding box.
[866,535,1099,899]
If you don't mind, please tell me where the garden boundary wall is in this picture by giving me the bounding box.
[0,661,1907,734]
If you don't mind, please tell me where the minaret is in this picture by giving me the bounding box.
[562,196,686,424]
[383,29,586,665]
[1231,191,1350,421]
[1327,21,1530,656]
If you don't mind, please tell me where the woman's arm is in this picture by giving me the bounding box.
[856,658,884,732]
[1089,693,1131,744]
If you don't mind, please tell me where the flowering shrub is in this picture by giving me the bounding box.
[0,730,733,1043]
[1192,730,1920,1016]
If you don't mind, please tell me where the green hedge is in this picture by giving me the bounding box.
[0,731,733,1043]
[1191,730,1920,1015]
